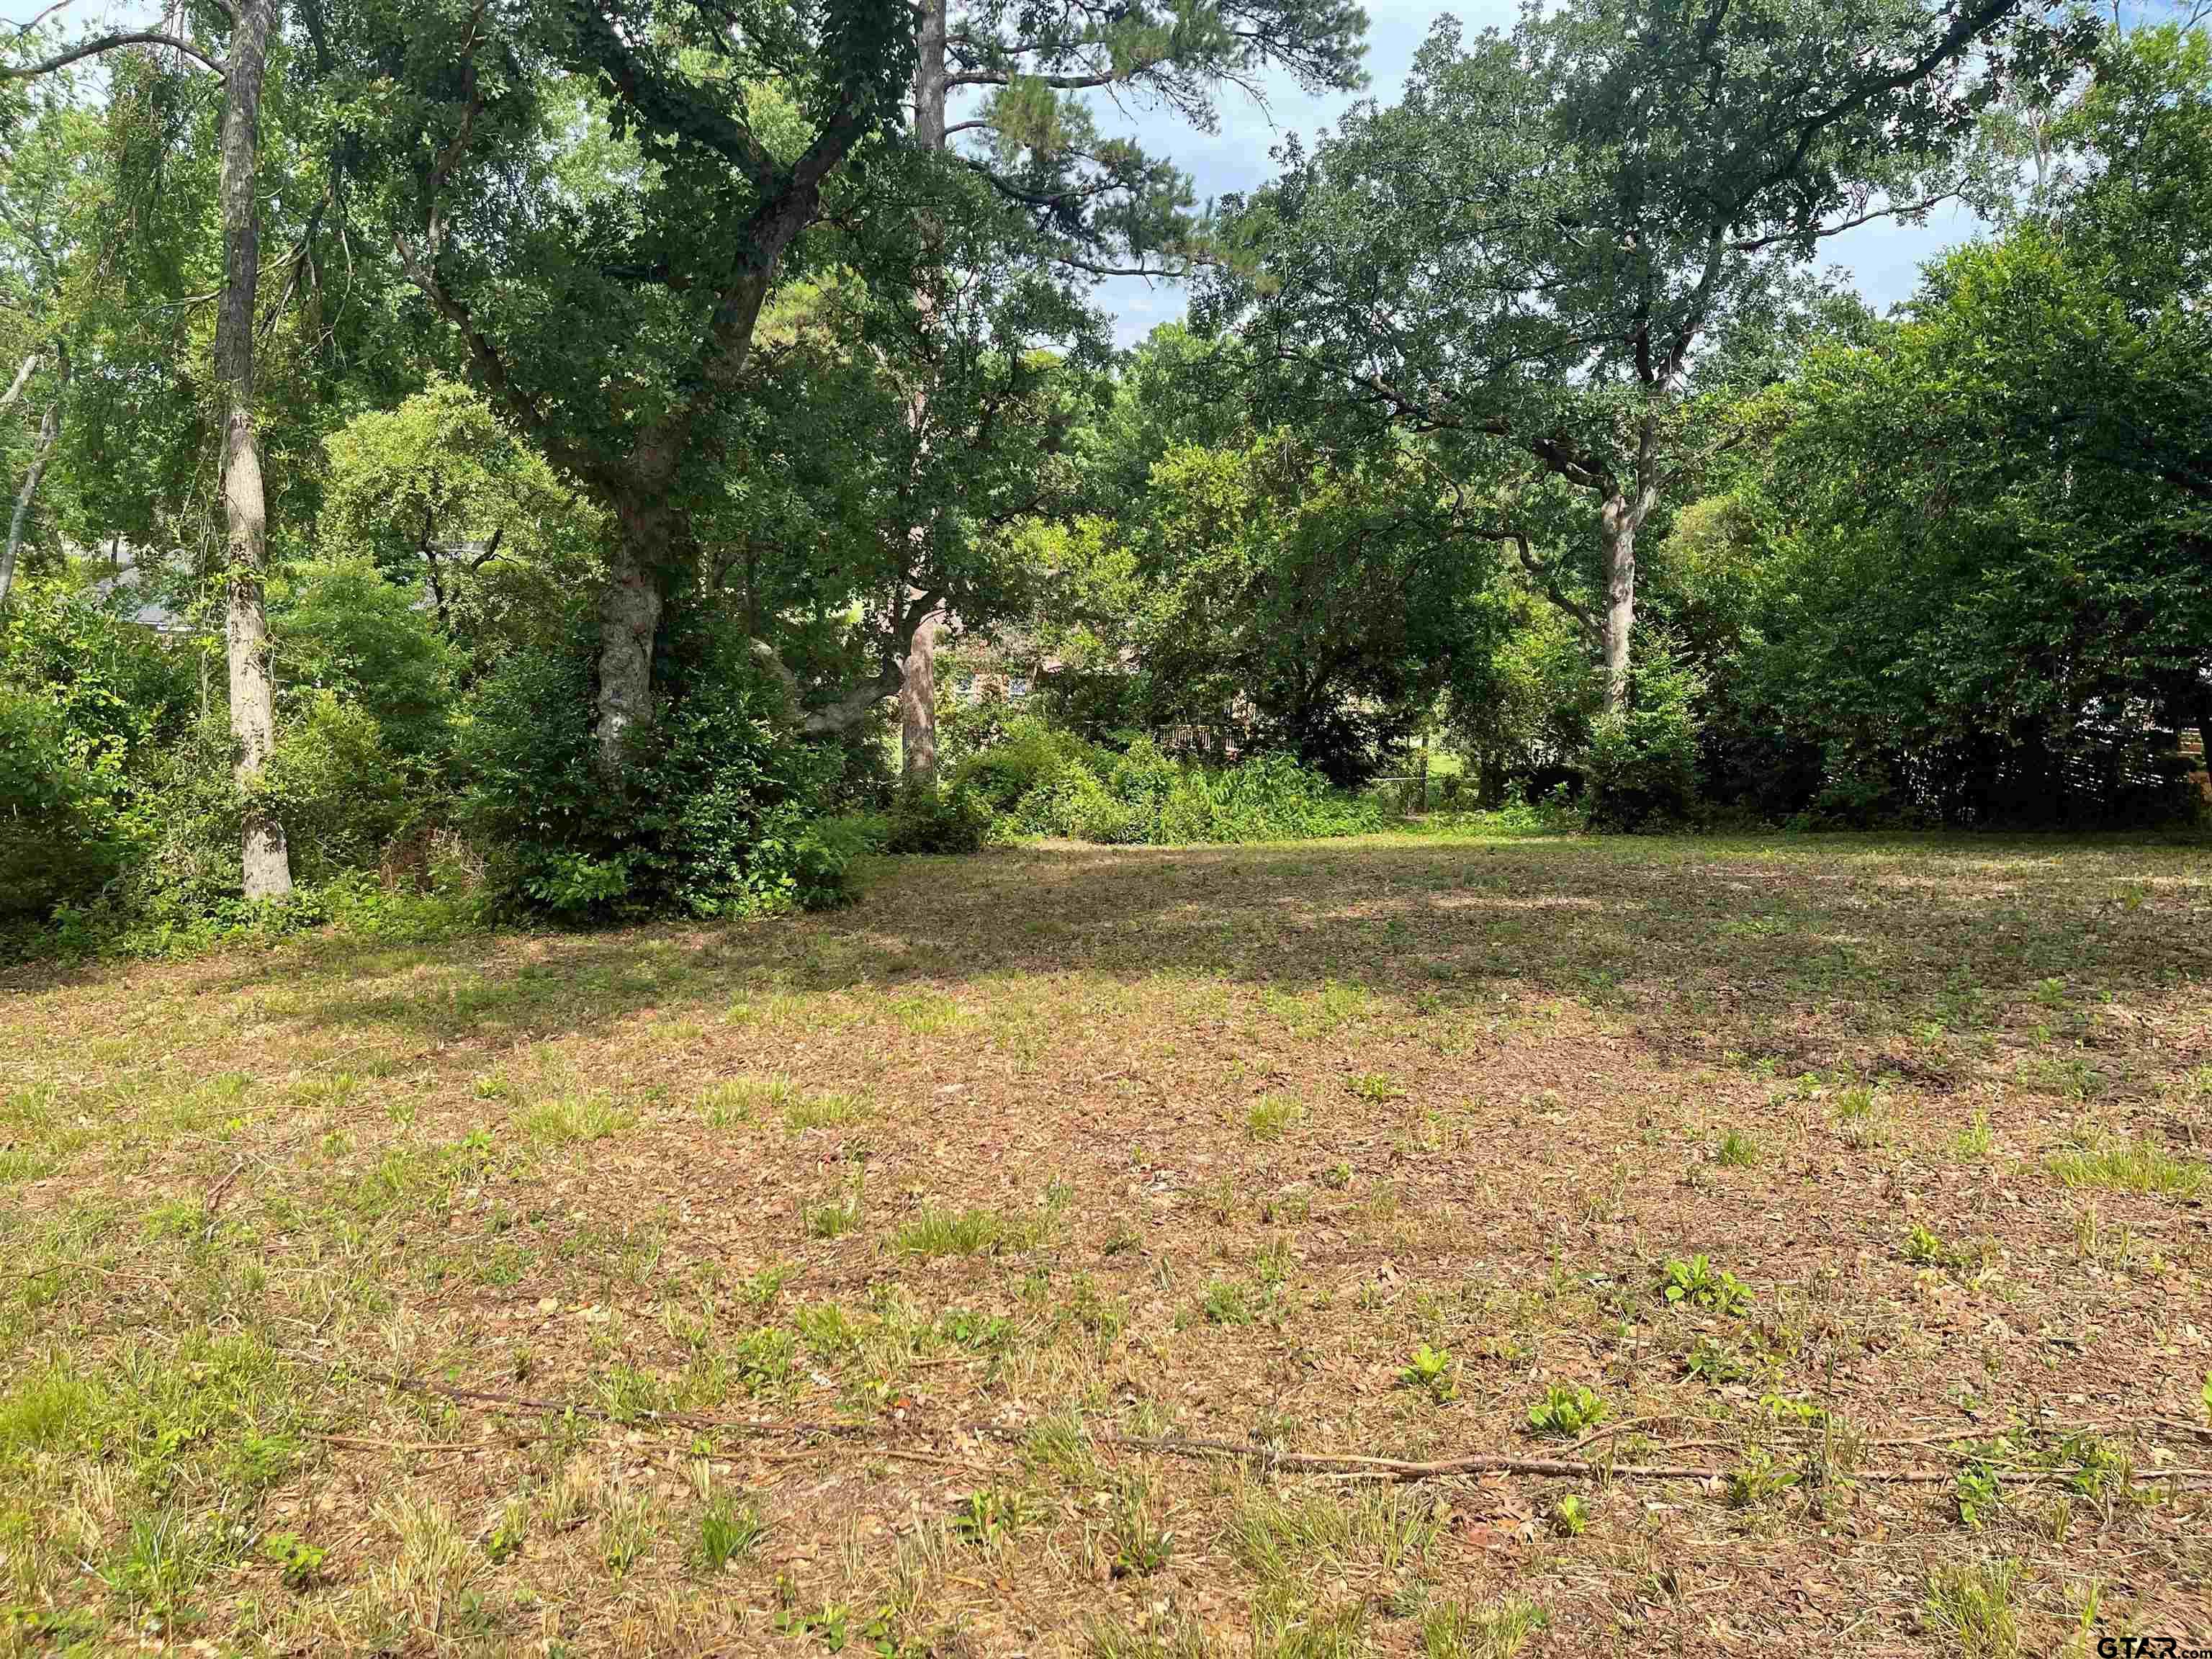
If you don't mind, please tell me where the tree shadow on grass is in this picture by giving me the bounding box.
[173,831,2212,1076]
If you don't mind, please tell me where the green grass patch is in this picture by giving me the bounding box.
[2048,1135,2206,1197]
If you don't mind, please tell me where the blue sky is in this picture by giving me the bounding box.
[1083,0,1985,346]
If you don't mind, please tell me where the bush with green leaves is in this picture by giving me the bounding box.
[115,695,413,917]
[1172,751,1384,842]
[0,683,131,918]
[273,557,459,760]
[948,714,1111,815]
[115,717,258,923]
[1,580,199,927]
[454,626,857,920]
[1,577,199,774]
[884,783,991,854]
[1585,646,1705,832]
[986,738,1384,847]
[1004,763,1136,842]
[261,692,413,884]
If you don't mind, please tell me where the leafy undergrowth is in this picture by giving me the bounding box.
[2,832,2210,1655]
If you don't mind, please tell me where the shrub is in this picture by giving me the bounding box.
[0,684,130,917]
[273,557,458,760]
[449,646,601,909]
[1199,752,1383,841]
[933,685,1021,772]
[261,691,411,884]
[114,694,412,918]
[1586,647,1704,832]
[884,784,990,854]
[948,715,1108,814]
[1800,755,1901,830]
[1005,765,1130,841]
[1,577,197,772]
[791,812,887,902]
[992,742,1383,846]
[764,809,878,912]
[1065,770,1145,842]
[1105,737,1179,824]
[126,716,267,920]
[454,628,855,920]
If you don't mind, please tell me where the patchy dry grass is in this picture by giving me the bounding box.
[3,832,2211,1654]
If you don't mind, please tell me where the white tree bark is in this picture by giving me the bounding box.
[897,0,950,789]
[1598,496,1637,716]
[0,354,37,417]
[2,348,65,609]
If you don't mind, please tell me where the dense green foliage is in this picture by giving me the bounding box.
[1712,233,2211,824]
[452,631,858,919]
[1,679,127,916]
[3,0,2207,958]
[949,721,1386,845]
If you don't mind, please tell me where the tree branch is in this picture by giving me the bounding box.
[392,225,617,498]
[565,2,780,192]
[0,353,37,417]
[1474,522,1599,640]
[0,28,224,78]
[1727,190,1964,253]
[750,583,946,737]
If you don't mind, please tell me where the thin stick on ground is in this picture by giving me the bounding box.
[313,1363,2212,1491]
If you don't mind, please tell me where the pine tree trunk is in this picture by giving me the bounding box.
[898,0,949,790]
[215,0,291,899]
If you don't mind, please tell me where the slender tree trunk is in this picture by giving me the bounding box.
[2192,683,2212,803]
[1598,494,1637,716]
[898,0,949,790]
[215,0,291,899]
[0,354,35,417]
[2,346,66,608]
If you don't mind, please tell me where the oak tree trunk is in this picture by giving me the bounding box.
[1596,413,1664,717]
[595,500,667,772]
[215,0,292,899]
[583,243,788,770]
[898,609,940,784]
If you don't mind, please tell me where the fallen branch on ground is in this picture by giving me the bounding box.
[296,1358,2212,1491]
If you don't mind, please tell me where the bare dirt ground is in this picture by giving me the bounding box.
[3,832,2209,1657]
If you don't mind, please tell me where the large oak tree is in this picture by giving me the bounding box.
[1205,0,2067,714]
[334,0,918,771]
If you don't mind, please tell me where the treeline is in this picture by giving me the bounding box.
[3,0,2206,950]
[1005,20,2212,832]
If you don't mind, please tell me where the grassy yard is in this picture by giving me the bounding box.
[4,832,2211,1656]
